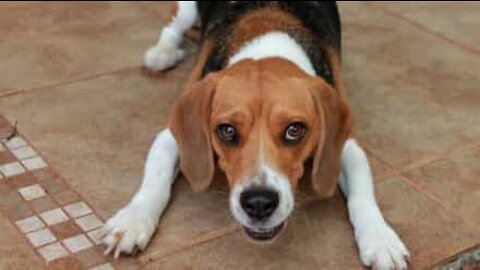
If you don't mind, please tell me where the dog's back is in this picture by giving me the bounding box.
[198,1,340,49]
[197,1,341,85]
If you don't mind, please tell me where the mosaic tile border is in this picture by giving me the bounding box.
[0,120,115,269]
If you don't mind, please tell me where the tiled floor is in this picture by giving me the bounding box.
[0,1,479,270]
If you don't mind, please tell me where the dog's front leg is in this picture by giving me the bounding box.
[103,129,179,258]
[339,139,410,270]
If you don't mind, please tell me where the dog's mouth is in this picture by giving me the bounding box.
[243,222,285,241]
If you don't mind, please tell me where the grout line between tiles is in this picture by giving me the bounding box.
[398,174,480,233]
[363,140,480,181]
[369,3,480,57]
[138,225,240,265]
[431,244,480,269]
[0,65,141,99]
[0,116,113,268]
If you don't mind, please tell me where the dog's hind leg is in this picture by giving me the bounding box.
[340,139,410,270]
[103,129,179,257]
[144,1,198,71]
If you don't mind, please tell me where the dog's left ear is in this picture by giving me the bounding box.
[169,73,221,192]
[309,79,352,198]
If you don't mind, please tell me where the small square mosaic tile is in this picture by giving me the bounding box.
[64,201,93,218]
[37,242,69,262]
[18,184,46,201]
[40,208,69,226]
[26,228,56,247]
[75,214,103,232]
[15,215,45,233]
[50,221,82,239]
[11,146,37,160]
[30,196,57,213]
[0,119,111,269]
[21,156,48,171]
[0,161,26,177]
[4,202,34,221]
[9,173,37,188]
[76,247,107,268]
[4,137,27,150]
[0,150,16,164]
[53,190,81,206]
[87,228,106,245]
[63,234,93,253]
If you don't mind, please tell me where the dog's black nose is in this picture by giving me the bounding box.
[240,189,279,220]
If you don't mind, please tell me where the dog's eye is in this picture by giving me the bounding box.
[216,124,239,146]
[284,122,307,145]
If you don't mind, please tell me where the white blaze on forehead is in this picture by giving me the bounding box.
[228,31,316,76]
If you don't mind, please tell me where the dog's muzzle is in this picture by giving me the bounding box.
[240,188,284,241]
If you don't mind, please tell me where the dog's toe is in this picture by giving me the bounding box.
[357,224,410,270]
[102,204,156,257]
[144,45,185,72]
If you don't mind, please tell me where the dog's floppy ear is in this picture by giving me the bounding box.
[310,79,352,198]
[169,73,221,192]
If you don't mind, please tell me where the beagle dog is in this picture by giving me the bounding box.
[103,2,410,269]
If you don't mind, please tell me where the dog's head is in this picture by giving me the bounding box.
[170,58,351,242]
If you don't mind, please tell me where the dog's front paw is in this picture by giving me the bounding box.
[103,204,157,258]
[143,45,185,72]
[356,224,410,270]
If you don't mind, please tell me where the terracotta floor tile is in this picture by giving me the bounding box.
[32,168,61,182]
[29,196,57,213]
[0,59,195,220]
[404,144,480,227]
[0,2,169,93]
[338,2,479,169]
[0,183,23,209]
[140,179,236,260]
[111,257,139,270]
[8,172,37,189]
[146,178,480,269]
[143,193,361,269]
[0,150,16,164]
[373,2,480,52]
[50,221,82,240]
[3,202,34,221]
[0,115,14,139]
[47,256,83,270]
[0,214,44,269]
[374,177,480,268]
[75,246,107,268]
[41,178,68,195]
[53,190,81,206]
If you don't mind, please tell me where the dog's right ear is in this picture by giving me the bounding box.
[169,73,221,192]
